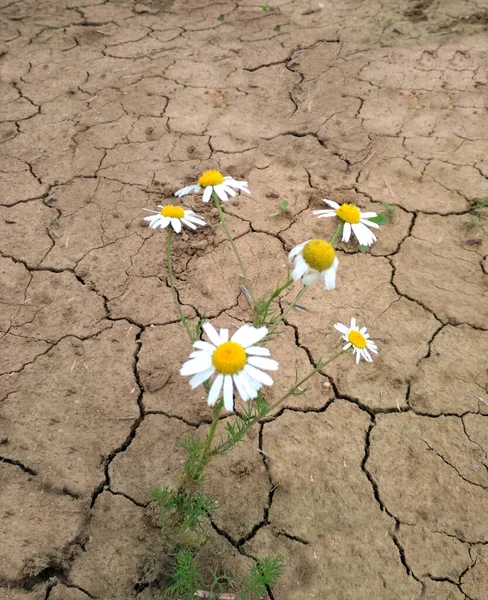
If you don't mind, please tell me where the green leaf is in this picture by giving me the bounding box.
[262,4,269,10]
[165,549,201,597]
[240,555,284,600]
[368,214,389,225]
[358,245,368,254]
[217,13,225,21]
[273,24,281,32]
[381,201,395,216]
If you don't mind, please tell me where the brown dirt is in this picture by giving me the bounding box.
[0,0,487,598]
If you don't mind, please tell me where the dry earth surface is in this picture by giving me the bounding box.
[1,0,488,598]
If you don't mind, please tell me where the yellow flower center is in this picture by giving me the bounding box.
[198,170,225,188]
[348,330,367,349]
[160,205,185,219]
[212,341,247,375]
[302,239,335,271]
[335,203,361,224]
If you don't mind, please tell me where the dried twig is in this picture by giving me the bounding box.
[194,592,236,599]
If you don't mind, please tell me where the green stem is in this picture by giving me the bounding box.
[254,277,294,327]
[269,285,309,332]
[166,228,193,342]
[264,350,345,415]
[212,191,255,304]
[203,399,224,459]
[329,222,344,246]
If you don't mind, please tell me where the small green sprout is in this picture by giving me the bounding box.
[463,197,488,229]
[240,556,284,600]
[474,198,488,213]
[217,13,225,21]
[165,549,201,598]
[273,24,281,32]
[262,4,269,11]
[271,199,290,219]
[381,201,395,218]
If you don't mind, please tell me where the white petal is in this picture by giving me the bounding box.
[181,218,197,230]
[175,184,200,197]
[247,356,279,371]
[193,340,216,353]
[302,272,319,286]
[244,364,274,386]
[312,210,336,218]
[189,367,215,389]
[323,262,337,291]
[223,375,234,412]
[342,222,352,243]
[324,199,339,209]
[219,185,237,197]
[246,346,271,356]
[288,241,308,260]
[208,374,224,406]
[202,186,212,203]
[215,185,229,202]
[240,371,260,398]
[292,260,308,282]
[219,328,229,343]
[224,178,250,193]
[244,379,261,396]
[351,223,376,246]
[360,218,380,230]
[367,342,379,354]
[180,356,212,376]
[334,322,349,334]
[232,324,268,348]
[203,322,221,347]
[360,212,377,218]
[146,215,169,229]
[184,212,206,225]
[351,317,357,328]
[362,348,373,362]
[171,218,182,233]
[189,350,211,359]
[144,216,159,228]
[233,372,251,402]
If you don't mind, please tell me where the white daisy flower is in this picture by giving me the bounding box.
[175,169,251,203]
[289,239,339,289]
[334,318,378,364]
[180,322,279,412]
[313,200,379,246]
[144,204,205,233]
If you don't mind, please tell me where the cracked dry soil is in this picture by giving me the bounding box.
[1,0,488,598]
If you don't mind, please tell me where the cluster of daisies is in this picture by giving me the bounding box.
[144,169,380,411]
